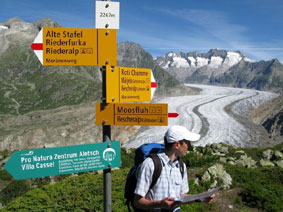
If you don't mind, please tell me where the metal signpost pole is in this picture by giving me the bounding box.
[102,2,112,211]
[102,65,112,212]
[28,1,120,211]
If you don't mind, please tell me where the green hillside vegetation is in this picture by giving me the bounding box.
[0,42,181,116]
[1,144,283,212]
[0,45,101,115]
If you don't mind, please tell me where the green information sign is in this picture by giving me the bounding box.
[4,141,121,180]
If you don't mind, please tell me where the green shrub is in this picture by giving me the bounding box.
[1,146,283,212]
[225,164,283,211]
[0,150,10,158]
[0,171,129,212]
[241,184,283,212]
[0,170,12,181]
[121,148,135,168]
[0,180,30,206]
[183,152,219,168]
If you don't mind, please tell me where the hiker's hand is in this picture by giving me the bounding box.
[160,197,176,209]
[201,193,215,203]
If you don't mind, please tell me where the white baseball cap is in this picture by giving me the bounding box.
[165,125,201,143]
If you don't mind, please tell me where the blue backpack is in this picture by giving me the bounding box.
[124,143,184,212]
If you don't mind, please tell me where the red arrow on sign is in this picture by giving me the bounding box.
[168,113,179,118]
[151,72,157,99]
[31,29,43,64]
[31,43,43,50]
[151,82,157,88]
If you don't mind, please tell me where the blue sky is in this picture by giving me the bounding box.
[1,0,283,62]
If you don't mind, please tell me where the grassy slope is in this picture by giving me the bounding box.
[1,144,283,212]
[0,45,101,115]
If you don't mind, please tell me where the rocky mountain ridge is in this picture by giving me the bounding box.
[156,49,283,93]
[0,17,60,55]
[251,95,283,143]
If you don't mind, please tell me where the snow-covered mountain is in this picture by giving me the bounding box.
[157,49,255,71]
[156,49,256,83]
[155,49,283,93]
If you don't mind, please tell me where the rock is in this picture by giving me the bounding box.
[219,156,235,164]
[211,180,218,188]
[206,163,232,189]
[228,161,235,165]
[201,171,211,182]
[210,143,229,155]
[97,170,103,174]
[227,157,235,161]
[234,150,247,158]
[262,149,274,160]
[235,155,257,168]
[275,160,283,168]
[194,178,199,185]
[235,150,246,155]
[220,146,229,154]
[274,151,283,160]
[259,159,275,167]
[125,148,133,154]
[219,157,227,163]
[212,152,225,156]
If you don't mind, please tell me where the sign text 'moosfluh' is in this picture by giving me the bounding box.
[115,106,164,114]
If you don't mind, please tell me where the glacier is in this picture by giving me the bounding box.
[123,84,278,148]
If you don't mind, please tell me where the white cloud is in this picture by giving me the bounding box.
[142,8,283,63]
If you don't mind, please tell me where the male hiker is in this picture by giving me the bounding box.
[134,125,215,212]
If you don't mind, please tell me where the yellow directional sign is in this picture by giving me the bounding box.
[96,103,168,126]
[32,27,117,66]
[97,29,117,66]
[106,66,153,103]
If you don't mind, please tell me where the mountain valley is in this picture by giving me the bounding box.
[0,17,282,152]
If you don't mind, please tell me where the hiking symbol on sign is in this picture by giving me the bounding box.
[103,148,116,162]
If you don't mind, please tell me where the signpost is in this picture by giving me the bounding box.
[106,66,157,103]
[4,142,121,180]
[96,1,120,29]
[96,103,177,126]
[22,1,180,211]
[31,27,117,66]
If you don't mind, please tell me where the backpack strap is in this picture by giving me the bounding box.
[178,157,184,178]
[149,155,185,190]
[127,155,162,212]
[148,154,162,189]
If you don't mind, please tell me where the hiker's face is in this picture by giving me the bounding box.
[177,140,191,156]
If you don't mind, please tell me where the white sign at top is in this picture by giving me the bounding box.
[95,1,120,29]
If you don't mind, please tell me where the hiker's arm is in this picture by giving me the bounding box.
[134,194,176,210]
